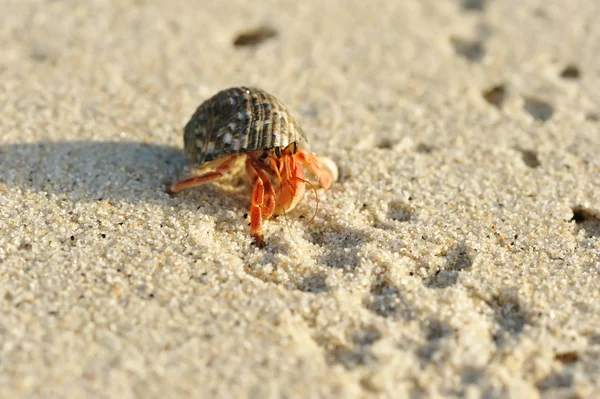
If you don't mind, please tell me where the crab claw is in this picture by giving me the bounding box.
[295,148,337,189]
[273,154,306,215]
[272,146,338,216]
[316,156,339,187]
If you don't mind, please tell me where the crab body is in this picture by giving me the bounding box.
[168,87,336,246]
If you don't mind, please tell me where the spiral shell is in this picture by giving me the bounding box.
[183,87,308,165]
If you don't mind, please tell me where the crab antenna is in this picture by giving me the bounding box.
[281,204,297,246]
[291,176,319,227]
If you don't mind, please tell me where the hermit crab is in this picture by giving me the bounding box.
[167,87,337,247]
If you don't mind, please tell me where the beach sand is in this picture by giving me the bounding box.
[1,0,599,397]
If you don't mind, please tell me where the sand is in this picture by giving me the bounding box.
[1,0,599,397]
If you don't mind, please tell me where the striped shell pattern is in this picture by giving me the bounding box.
[183,87,308,165]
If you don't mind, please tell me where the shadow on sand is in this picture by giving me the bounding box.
[0,140,189,202]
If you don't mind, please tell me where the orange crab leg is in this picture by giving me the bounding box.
[295,148,333,189]
[166,156,238,194]
[246,157,276,246]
